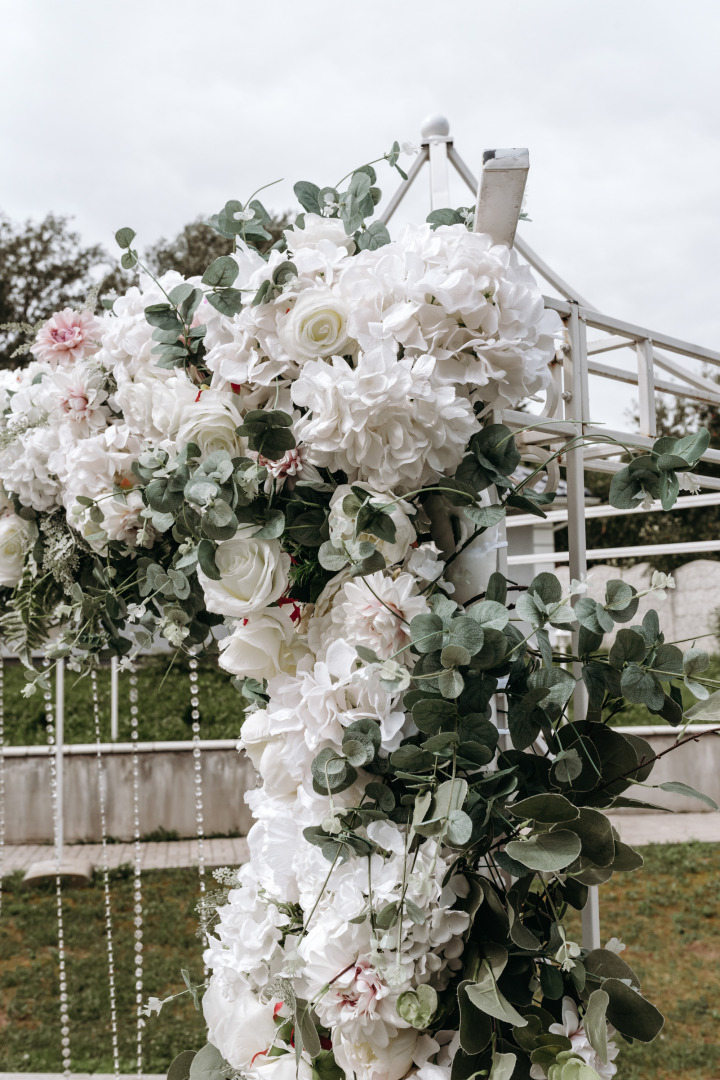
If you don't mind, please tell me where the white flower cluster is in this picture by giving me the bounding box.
[199,487,470,1080]
[0,218,556,586]
[203,217,559,492]
[0,208,566,1080]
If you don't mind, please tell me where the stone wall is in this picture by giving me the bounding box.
[5,730,718,845]
[5,743,255,844]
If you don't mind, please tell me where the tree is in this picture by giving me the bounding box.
[0,212,127,369]
[0,209,293,370]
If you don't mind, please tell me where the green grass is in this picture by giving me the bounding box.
[0,866,208,1072]
[1,844,719,1076]
[565,842,720,1080]
[4,647,717,745]
[2,655,245,745]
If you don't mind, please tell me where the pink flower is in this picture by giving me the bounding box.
[31,308,102,368]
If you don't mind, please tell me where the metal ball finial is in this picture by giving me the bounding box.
[420,113,450,139]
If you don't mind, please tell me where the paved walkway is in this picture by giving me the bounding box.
[1,836,249,876]
[1,814,718,877]
[606,811,720,846]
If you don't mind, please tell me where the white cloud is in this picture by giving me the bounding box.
[1,0,719,427]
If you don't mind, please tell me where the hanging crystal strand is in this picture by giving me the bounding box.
[189,650,207,977]
[91,670,121,1079]
[129,670,144,1075]
[0,656,5,919]
[45,662,72,1078]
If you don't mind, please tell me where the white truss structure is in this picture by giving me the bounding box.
[381,114,720,948]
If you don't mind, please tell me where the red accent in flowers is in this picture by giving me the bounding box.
[277,597,301,624]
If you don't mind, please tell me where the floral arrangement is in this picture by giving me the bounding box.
[1,145,717,1080]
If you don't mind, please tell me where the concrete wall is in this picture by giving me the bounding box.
[4,728,718,845]
[4,742,256,844]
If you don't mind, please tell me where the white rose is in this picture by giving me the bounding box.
[202,980,278,1070]
[0,513,31,587]
[198,527,291,617]
[174,388,246,459]
[248,1053,313,1080]
[218,608,308,682]
[278,287,353,360]
[329,483,416,566]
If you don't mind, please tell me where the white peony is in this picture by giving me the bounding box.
[49,366,110,434]
[218,607,309,682]
[309,571,429,664]
[52,424,144,512]
[328,482,417,566]
[333,1027,419,1080]
[277,287,354,361]
[292,351,479,493]
[0,513,31,587]
[198,527,291,618]
[112,369,197,444]
[202,979,278,1070]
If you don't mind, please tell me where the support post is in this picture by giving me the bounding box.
[24,657,92,884]
[636,337,657,438]
[564,303,601,949]
[474,149,529,247]
[110,656,119,741]
[421,114,451,210]
[55,659,64,866]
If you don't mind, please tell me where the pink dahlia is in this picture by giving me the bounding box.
[31,308,102,368]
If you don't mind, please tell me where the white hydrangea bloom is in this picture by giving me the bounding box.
[292,351,479,492]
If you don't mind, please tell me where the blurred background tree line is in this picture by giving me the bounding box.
[0,210,288,370]
[1,209,718,569]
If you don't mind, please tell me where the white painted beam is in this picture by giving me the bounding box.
[508,538,720,565]
[474,148,529,248]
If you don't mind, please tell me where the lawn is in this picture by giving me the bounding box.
[0,844,718,1077]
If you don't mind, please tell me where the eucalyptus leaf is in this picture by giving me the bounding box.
[603,979,664,1042]
[167,1050,196,1080]
[509,793,580,824]
[396,984,437,1029]
[189,1044,227,1080]
[658,781,718,809]
[488,1052,516,1080]
[505,830,582,872]
[464,966,527,1027]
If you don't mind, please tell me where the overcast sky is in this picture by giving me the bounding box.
[2,0,719,427]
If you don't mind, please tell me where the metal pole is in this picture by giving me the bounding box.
[55,659,64,867]
[110,656,119,741]
[564,304,601,950]
[422,114,451,210]
[378,146,428,225]
[636,337,657,438]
